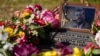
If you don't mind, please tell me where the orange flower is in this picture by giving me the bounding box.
[24,8,33,13]
[18,31,25,37]
[20,12,30,18]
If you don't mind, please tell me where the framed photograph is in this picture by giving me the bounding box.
[60,2,96,32]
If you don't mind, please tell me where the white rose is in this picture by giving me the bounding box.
[95,30,100,46]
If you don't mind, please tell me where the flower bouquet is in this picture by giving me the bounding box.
[0,4,60,56]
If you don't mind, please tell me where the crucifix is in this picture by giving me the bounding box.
[62,0,69,26]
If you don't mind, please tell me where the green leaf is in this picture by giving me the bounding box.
[14,27,19,34]
[31,30,38,36]
[81,50,85,56]
[11,16,17,23]
[24,15,30,19]
[85,48,92,56]
[92,23,98,33]
[0,49,12,56]
[90,37,96,43]
[92,49,100,55]
[36,28,45,38]
[28,24,41,30]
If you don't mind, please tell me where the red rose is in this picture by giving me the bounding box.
[34,4,42,11]
[0,21,4,26]
[34,19,46,26]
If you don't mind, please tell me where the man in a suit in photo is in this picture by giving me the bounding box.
[73,8,90,29]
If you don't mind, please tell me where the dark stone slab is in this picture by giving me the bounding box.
[49,28,94,49]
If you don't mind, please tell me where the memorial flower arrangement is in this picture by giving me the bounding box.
[0,3,100,56]
[0,4,78,56]
[0,4,60,56]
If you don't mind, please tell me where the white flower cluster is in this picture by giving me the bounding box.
[3,43,14,51]
[0,26,14,51]
[95,30,100,46]
[0,26,8,43]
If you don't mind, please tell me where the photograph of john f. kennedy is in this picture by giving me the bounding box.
[62,7,92,29]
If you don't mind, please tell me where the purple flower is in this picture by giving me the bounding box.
[34,4,42,11]
[61,47,72,55]
[56,43,72,56]
[13,43,38,56]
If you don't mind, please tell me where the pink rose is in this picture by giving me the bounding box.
[95,19,100,27]
[42,10,60,28]
[21,25,27,30]
[84,42,100,54]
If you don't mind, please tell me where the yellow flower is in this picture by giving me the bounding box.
[20,12,30,18]
[18,31,25,37]
[73,47,82,56]
[51,50,58,56]
[43,51,51,56]
[42,50,57,56]
[4,27,14,37]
